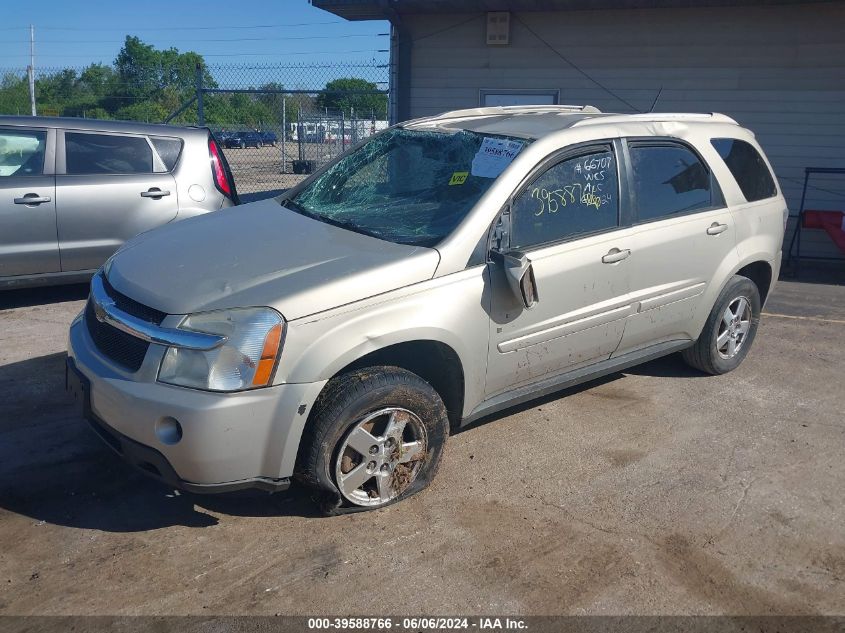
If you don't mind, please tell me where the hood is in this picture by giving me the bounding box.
[106,198,440,320]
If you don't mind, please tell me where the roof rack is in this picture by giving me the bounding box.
[573,112,739,127]
[430,104,602,121]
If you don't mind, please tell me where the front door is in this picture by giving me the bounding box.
[486,143,635,397]
[0,126,59,278]
[56,130,178,272]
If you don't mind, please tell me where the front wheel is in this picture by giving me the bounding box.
[682,275,761,375]
[296,366,449,512]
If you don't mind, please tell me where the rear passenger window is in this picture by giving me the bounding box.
[629,143,712,222]
[65,132,153,175]
[511,147,619,249]
[151,137,183,172]
[711,138,776,202]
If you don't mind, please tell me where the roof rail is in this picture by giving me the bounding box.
[574,112,738,127]
[498,104,601,113]
[430,104,601,121]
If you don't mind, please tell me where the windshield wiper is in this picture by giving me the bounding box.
[280,197,315,219]
[318,214,384,241]
[281,198,383,242]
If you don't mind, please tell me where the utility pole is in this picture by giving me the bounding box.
[27,25,36,116]
[195,63,204,126]
[281,96,286,174]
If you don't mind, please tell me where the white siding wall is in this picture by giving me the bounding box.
[405,3,845,259]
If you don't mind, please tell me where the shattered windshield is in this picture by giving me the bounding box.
[286,127,529,246]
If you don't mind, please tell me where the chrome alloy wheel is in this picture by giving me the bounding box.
[334,407,427,507]
[717,296,752,359]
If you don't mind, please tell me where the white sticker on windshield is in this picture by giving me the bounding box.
[471,137,524,178]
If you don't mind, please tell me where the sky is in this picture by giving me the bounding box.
[0,0,390,70]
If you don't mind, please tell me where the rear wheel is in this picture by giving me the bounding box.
[297,366,449,512]
[682,275,761,375]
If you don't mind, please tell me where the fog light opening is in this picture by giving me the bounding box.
[155,416,183,445]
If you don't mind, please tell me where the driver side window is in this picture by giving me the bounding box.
[511,147,619,250]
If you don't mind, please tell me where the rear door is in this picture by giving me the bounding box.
[55,129,178,272]
[486,142,635,396]
[0,126,59,277]
[615,138,738,354]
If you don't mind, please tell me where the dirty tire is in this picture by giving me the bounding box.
[682,274,761,375]
[296,366,449,514]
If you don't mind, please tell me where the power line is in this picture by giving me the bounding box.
[198,50,389,57]
[1,49,389,60]
[0,34,389,44]
[412,14,484,42]
[512,14,642,113]
[0,21,375,31]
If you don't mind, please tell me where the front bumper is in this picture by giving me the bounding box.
[67,313,326,493]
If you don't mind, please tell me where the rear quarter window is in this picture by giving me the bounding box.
[150,137,183,172]
[711,138,777,202]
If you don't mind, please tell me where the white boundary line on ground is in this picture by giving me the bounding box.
[762,312,845,325]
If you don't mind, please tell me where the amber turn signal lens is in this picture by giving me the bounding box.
[252,323,283,387]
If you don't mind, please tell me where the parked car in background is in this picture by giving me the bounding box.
[214,130,235,145]
[67,105,785,512]
[259,130,278,146]
[1,116,238,289]
[221,131,264,149]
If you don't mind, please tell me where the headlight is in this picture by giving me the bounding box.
[158,307,284,392]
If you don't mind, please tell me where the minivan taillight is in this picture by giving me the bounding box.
[208,137,234,199]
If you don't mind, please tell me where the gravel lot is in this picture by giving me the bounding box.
[221,142,336,196]
[0,267,843,616]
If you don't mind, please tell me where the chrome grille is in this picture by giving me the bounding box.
[84,277,165,372]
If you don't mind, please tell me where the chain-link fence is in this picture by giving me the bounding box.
[207,102,389,196]
[0,60,389,197]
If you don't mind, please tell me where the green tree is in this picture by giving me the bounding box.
[256,81,288,119]
[78,63,117,99]
[36,69,78,105]
[0,37,388,126]
[0,73,29,115]
[114,101,169,122]
[109,36,217,123]
[0,36,221,121]
[315,77,387,119]
[115,36,214,98]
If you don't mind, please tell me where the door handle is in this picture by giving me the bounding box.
[602,248,631,264]
[707,222,729,236]
[14,194,52,205]
[140,188,171,198]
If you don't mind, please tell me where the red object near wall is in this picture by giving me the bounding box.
[802,210,845,252]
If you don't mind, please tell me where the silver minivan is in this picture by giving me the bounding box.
[67,106,786,513]
[1,116,237,289]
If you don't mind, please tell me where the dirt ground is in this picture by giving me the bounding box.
[221,142,335,196]
[0,268,843,616]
